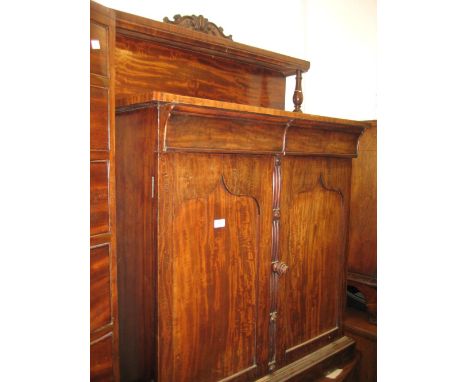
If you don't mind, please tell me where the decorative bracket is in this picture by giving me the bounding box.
[163,14,233,40]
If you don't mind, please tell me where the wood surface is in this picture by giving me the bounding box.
[347,120,377,322]
[158,152,274,381]
[97,2,367,381]
[114,8,310,76]
[347,121,376,276]
[115,35,286,109]
[115,107,158,382]
[277,158,351,366]
[90,2,119,380]
[344,308,376,382]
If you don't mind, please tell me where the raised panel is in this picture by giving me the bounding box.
[159,153,274,382]
[278,158,349,365]
[91,244,112,331]
[90,86,109,150]
[91,333,114,382]
[91,161,109,235]
[90,21,108,77]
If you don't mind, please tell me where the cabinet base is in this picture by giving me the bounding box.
[256,336,357,382]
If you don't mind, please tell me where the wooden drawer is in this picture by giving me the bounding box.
[91,244,112,331]
[164,107,286,154]
[90,21,108,77]
[91,333,114,381]
[90,161,109,236]
[91,86,109,151]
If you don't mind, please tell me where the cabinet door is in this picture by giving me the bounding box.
[276,157,351,365]
[158,153,273,382]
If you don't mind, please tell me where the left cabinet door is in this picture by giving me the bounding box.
[90,2,119,381]
[158,153,274,382]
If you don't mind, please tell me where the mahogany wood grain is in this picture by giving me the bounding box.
[114,9,310,77]
[347,121,377,277]
[91,20,109,77]
[90,244,112,332]
[117,91,367,131]
[158,153,274,381]
[115,35,286,109]
[90,161,110,236]
[90,85,109,151]
[164,110,286,154]
[115,107,158,382]
[91,333,114,381]
[90,2,119,381]
[277,158,352,366]
[344,307,376,382]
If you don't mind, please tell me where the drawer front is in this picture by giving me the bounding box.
[91,334,114,381]
[91,244,112,331]
[91,86,109,150]
[90,161,109,236]
[164,111,285,154]
[90,21,108,77]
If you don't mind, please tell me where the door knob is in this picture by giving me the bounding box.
[272,261,288,276]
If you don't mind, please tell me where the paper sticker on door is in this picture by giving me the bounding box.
[214,219,225,229]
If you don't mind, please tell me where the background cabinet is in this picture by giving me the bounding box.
[90,2,120,381]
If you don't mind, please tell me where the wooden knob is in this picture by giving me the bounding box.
[272,261,288,276]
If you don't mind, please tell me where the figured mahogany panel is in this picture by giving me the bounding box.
[91,333,114,381]
[115,107,158,382]
[164,111,285,154]
[285,125,359,157]
[277,157,352,365]
[90,161,109,236]
[91,21,109,77]
[90,86,109,151]
[115,35,286,108]
[158,153,274,381]
[90,244,112,332]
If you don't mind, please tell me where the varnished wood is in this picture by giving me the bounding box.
[344,308,376,382]
[116,107,158,382]
[90,2,119,381]
[90,161,109,236]
[163,14,233,40]
[277,158,351,366]
[256,337,356,382]
[91,333,114,381]
[90,20,109,77]
[347,120,377,322]
[103,2,368,381]
[115,35,286,109]
[157,152,274,381]
[90,244,112,332]
[90,85,109,151]
[114,9,309,77]
[292,70,303,113]
[347,121,377,276]
[117,91,367,130]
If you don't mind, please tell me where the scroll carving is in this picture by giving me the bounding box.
[163,14,233,40]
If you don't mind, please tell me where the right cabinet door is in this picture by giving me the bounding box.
[277,157,351,366]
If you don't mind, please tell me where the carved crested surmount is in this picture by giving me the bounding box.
[163,14,233,40]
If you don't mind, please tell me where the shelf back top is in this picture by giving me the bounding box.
[113,7,310,76]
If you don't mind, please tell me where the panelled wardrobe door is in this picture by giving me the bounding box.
[90,2,119,381]
[158,153,274,382]
[276,157,351,366]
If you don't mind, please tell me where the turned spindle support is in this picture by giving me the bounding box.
[293,69,303,113]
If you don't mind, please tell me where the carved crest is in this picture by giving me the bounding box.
[163,14,233,40]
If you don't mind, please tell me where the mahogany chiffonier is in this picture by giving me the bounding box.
[90,2,368,381]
